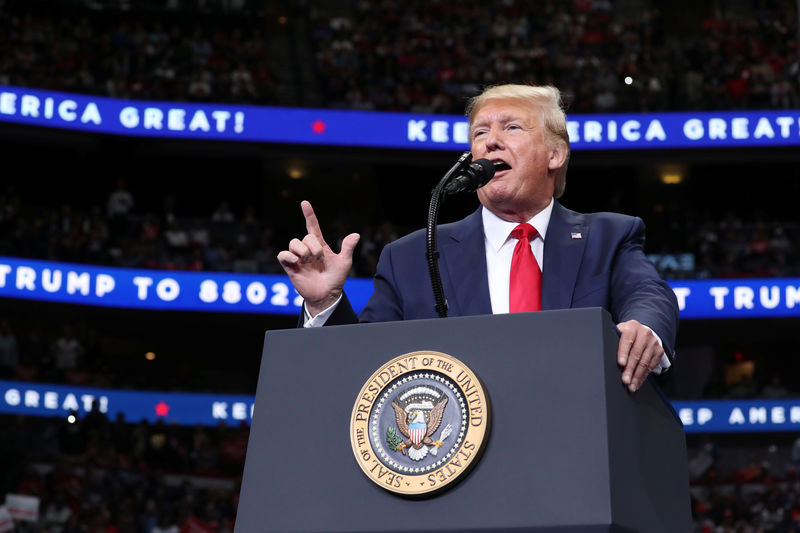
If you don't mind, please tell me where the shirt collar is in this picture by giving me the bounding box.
[482,198,554,254]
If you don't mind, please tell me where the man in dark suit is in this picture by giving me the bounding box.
[278,84,679,393]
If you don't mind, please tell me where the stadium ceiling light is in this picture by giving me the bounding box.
[287,164,306,179]
[659,164,685,184]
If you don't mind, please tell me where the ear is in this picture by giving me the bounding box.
[547,141,568,172]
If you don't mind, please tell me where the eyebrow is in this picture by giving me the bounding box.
[470,113,526,134]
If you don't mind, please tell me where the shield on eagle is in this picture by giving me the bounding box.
[408,411,426,446]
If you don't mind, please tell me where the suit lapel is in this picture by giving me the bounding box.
[440,209,493,316]
[542,201,587,310]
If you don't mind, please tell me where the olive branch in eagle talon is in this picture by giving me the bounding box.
[386,427,402,451]
[389,397,448,456]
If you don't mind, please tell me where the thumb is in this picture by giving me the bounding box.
[339,233,361,258]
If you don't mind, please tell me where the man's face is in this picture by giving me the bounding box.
[470,98,562,222]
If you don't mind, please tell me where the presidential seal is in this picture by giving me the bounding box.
[350,351,490,496]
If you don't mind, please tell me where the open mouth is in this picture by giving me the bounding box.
[493,161,511,172]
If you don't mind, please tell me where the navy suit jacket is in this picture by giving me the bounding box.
[327,200,679,358]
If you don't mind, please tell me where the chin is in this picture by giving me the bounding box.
[479,185,511,205]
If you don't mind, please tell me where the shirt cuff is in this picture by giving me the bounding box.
[641,324,671,374]
[302,294,343,328]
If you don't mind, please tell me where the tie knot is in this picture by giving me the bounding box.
[511,223,537,242]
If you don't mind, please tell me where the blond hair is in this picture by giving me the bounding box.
[466,84,570,198]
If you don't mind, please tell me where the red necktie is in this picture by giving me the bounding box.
[509,223,541,312]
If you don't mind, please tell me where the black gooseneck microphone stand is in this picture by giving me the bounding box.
[426,151,472,318]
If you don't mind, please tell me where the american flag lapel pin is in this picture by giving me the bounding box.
[571,232,582,239]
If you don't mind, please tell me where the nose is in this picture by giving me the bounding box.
[484,124,503,152]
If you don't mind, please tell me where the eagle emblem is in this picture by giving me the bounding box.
[387,385,452,461]
[351,352,491,495]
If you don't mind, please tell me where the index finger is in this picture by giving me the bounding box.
[301,200,326,243]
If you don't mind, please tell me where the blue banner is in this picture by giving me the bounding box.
[673,400,800,433]
[2,85,800,150]
[669,278,800,319]
[3,256,800,319]
[0,256,371,315]
[0,379,253,427]
[1,378,797,433]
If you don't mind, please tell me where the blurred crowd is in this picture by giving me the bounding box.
[5,409,800,532]
[0,180,404,279]
[0,0,278,104]
[691,477,800,532]
[2,0,800,114]
[308,0,799,113]
[0,312,259,394]
[3,179,800,282]
[0,316,135,392]
[688,436,800,532]
[663,212,800,280]
[0,413,243,532]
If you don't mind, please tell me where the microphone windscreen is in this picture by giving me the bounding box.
[470,158,495,187]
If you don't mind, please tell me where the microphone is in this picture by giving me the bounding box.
[427,152,492,317]
[443,158,495,196]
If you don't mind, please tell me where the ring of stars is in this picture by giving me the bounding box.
[369,372,468,474]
